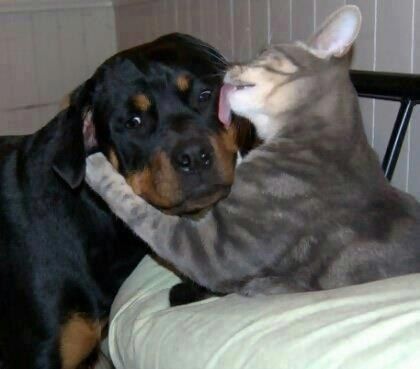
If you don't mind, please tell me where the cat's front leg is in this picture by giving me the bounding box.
[85,152,138,215]
[85,153,211,287]
[85,153,170,241]
[239,277,307,297]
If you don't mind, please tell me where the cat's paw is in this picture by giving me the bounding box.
[85,152,121,189]
[87,152,109,167]
[86,153,110,184]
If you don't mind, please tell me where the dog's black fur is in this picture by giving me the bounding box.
[0,34,240,369]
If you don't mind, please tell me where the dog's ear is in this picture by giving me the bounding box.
[52,78,97,189]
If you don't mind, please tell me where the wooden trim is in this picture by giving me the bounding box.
[0,101,60,113]
[112,0,155,7]
[0,0,113,14]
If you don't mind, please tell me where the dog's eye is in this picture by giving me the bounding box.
[198,89,212,102]
[125,116,142,129]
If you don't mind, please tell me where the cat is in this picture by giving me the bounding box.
[85,5,420,297]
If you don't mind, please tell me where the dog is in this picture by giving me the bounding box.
[0,33,254,369]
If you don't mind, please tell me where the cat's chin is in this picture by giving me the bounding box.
[154,184,231,216]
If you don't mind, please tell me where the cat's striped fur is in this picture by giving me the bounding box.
[86,6,420,296]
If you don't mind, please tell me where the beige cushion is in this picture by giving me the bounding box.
[107,256,420,369]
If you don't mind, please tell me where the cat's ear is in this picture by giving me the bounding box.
[306,5,362,59]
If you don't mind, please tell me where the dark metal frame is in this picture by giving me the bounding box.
[350,70,420,181]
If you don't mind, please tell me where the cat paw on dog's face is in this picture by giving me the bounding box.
[74,34,245,215]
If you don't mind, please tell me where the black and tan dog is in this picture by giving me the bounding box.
[0,34,255,369]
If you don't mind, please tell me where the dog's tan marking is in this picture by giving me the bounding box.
[133,94,151,112]
[60,314,102,369]
[210,127,238,184]
[126,151,182,211]
[108,148,120,171]
[176,75,190,92]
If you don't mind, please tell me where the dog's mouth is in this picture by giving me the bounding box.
[156,184,231,216]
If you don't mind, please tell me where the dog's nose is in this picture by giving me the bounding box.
[173,141,213,173]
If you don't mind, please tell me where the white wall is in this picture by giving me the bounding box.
[0,0,117,135]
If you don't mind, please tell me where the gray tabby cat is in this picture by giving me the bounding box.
[86,5,420,296]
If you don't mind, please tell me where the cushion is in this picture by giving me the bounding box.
[107,256,420,369]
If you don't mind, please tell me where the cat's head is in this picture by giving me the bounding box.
[220,5,362,142]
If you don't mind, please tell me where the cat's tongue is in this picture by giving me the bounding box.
[218,83,235,128]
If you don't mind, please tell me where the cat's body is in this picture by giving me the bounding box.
[86,6,420,296]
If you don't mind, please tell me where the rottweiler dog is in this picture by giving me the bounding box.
[0,34,255,369]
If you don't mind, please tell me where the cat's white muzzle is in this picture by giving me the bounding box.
[228,84,263,117]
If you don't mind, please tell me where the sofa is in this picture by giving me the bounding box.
[100,255,420,369]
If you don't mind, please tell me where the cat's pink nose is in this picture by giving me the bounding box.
[218,83,235,128]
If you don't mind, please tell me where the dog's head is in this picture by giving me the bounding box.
[53,33,256,215]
